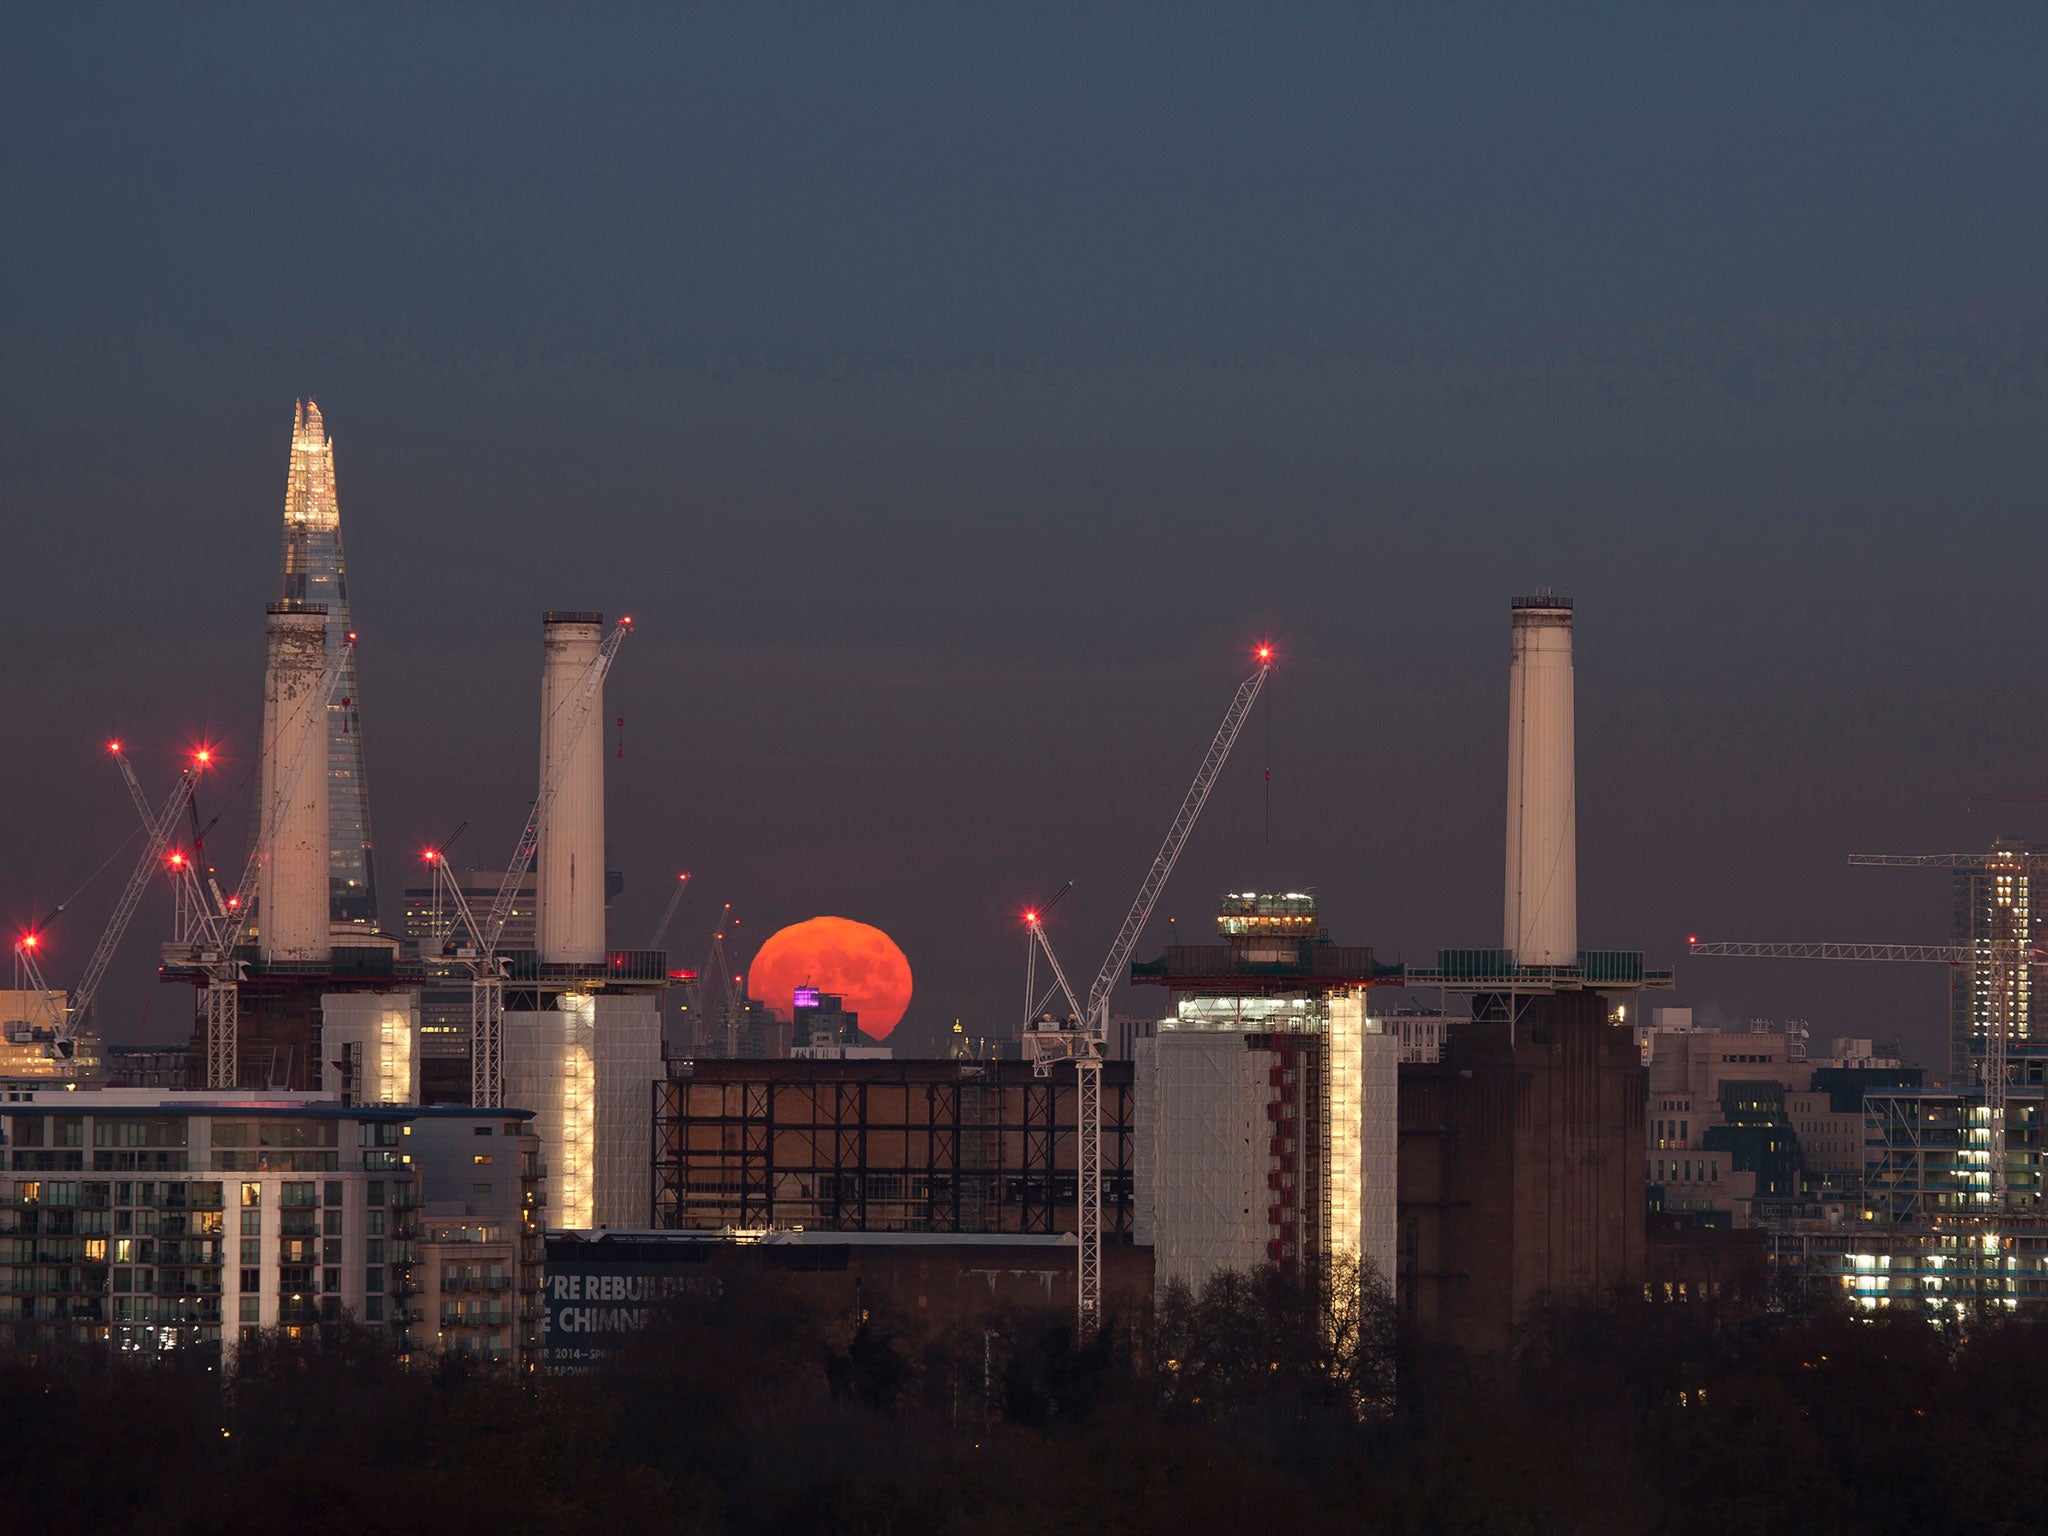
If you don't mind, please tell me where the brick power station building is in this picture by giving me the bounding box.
[1389,597,1663,1351]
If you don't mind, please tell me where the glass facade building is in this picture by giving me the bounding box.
[1949,840,2045,1088]
[272,400,379,930]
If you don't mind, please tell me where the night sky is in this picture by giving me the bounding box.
[4,6,2045,1067]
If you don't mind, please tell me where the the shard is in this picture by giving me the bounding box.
[273,400,380,931]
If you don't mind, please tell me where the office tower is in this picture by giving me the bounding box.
[275,400,379,930]
[1949,841,2044,1088]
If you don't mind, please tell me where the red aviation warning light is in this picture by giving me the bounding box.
[1023,908,1040,927]
[192,746,213,768]
[1254,643,1275,665]
[107,739,122,755]
[19,932,39,951]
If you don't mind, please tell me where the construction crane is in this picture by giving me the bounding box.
[1024,648,1273,1333]
[695,906,745,1057]
[1848,849,2048,1210]
[6,933,65,1047]
[129,641,355,1086]
[1686,940,1981,964]
[648,871,691,949]
[667,903,741,1056]
[1687,931,2034,1208]
[3,746,200,1068]
[76,746,198,1037]
[428,616,632,1107]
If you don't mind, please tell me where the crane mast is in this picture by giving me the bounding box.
[1027,653,1271,1333]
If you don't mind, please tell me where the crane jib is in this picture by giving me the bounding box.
[1084,664,1269,1023]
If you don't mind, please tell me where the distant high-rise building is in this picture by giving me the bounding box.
[1949,840,2044,1089]
[274,400,379,930]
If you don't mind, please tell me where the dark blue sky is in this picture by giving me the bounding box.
[4,5,2045,1064]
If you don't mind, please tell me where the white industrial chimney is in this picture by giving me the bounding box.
[537,611,607,964]
[258,601,331,963]
[1503,594,1577,968]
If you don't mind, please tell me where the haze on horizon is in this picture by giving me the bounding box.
[3,5,2045,1065]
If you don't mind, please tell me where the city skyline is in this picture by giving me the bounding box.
[6,12,2048,1518]
[4,7,2046,1064]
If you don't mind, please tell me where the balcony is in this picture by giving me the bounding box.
[439,1273,513,1292]
[440,1307,511,1329]
[448,1341,512,1365]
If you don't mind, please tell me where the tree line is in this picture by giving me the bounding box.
[2,1261,2043,1534]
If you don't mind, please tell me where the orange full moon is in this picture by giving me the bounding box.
[747,917,913,1039]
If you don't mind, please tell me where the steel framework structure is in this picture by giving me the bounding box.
[7,751,195,1071]
[128,638,351,1087]
[1688,931,2034,1206]
[1849,850,2048,1207]
[652,1060,1137,1239]
[1022,655,1270,1332]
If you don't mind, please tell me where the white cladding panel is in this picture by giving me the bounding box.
[505,992,660,1232]
[1139,994,1400,1299]
[259,608,331,962]
[1137,1032,1273,1293]
[1504,601,1577,966]
[319,991,420,1105]
[505,999,594,1230]
[593,992,662,1231]
[537,617,606,964]
[1358,1020,1399,1289]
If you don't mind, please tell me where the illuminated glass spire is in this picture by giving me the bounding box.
[277,400,380,930]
